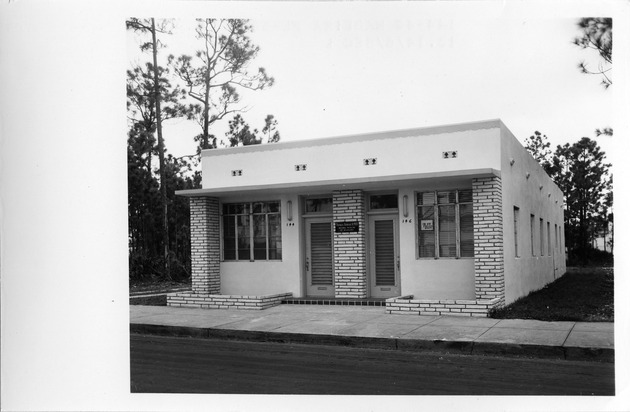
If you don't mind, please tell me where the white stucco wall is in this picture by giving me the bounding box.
[500,125,566,304]
[397,179,478,300]
[218,193,303,296]
[200,122,502,191]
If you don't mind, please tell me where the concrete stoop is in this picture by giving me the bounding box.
[386,296,502,317]
[167,292,292,310]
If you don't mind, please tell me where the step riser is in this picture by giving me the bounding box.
[282,300,385,307]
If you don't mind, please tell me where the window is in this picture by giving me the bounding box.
[547,222,551,256]
[555,224,558,250]
[514,206,520,258]
[530,214,536,256]
[222,201,282,261]
[305,197,333,213]
[540,218,544,256]
[417,189,473,258]
[369,194,398,210]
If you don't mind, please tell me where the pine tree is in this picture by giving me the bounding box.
[170,19,274,153]
[127,18,188,279]
[551,137,611,259]
[524,131,554,176]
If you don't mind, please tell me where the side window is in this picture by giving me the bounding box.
[540,218,544,256]
[513,206,520,258]
[416,189,473,258]
[530,214,536,256]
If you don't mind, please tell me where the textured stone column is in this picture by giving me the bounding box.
[472,177,505,305]
[332,189,368,298]
[189,196,220,294]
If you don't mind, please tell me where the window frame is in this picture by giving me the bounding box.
[530,214,536,256]
[540,218,544,256]
[221,200,282,262]
[514,206,520,258]
[367,193,399,212]
[302,195,333,217]
[415,189,473,259]
[547,221,551,256]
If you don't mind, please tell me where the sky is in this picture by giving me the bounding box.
[128,10,615,161]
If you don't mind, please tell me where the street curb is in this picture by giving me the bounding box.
[130,323,614,363]
[471,341,567,360]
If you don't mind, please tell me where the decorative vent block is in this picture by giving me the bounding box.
[442,151,458,159]
[294,164,307,171]
[231,170,243,176]
[363,158,377,165]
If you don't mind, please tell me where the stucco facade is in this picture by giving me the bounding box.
[171,119,565,316]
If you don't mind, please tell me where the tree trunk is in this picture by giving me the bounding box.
[201,70,211,150]
[201,20,212,150]
[151,18,170,279]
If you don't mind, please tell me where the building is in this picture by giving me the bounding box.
[170,119,566,316]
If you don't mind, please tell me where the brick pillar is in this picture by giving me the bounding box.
[472,177,505,305]
[190,197,220,294]
[332,189,367,298]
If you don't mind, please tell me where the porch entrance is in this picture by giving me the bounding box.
[305,217,335,297]
[368,214,400,298]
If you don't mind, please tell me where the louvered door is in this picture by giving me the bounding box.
[369,215,400,298]
[305,219,334,297]
[374,220,395,285]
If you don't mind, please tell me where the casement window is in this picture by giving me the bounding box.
[530,214,536,256]
[514,206,520,258]
[417,189,473,258]
[222,201,282,261]
[540,218,544,256]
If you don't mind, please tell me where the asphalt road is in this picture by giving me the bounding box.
[130,334,615,395]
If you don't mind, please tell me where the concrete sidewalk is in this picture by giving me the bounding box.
[130,305,614,362]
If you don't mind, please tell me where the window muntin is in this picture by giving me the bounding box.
[222,201,282,261]
[416,189,473,258]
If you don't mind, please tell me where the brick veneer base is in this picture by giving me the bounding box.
[385,296,502,317]
[167,292,292,310]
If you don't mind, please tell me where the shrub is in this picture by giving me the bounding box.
[129,251,191,283]
[567,246,613,266]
